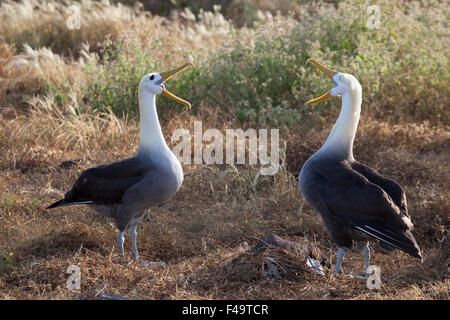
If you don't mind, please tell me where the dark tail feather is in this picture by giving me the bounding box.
[47,199,65,209]
[47,199,94,209]
[351,222,422,260]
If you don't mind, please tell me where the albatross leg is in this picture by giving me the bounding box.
[130,224,139,260]
[362,241,370,278]
[334,247,345,274]
[129,223,166,268]
[118,231,125,260]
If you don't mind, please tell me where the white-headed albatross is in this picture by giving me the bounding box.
[48,63,194,262]
[299,58,422,276]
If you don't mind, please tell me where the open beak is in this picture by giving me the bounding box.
[306,58,338,107]
[160,62,194,109]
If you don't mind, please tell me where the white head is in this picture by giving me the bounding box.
[138,63,195,108]
[139,72,165,95]
[330,73,362,99]
[306,58,361,108]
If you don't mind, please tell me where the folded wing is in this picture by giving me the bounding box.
[309,159,422,259]
[48,157,153,208]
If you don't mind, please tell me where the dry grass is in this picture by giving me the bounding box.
[0,0,235,110]
[0,0,448,300]
[1,103,448,299]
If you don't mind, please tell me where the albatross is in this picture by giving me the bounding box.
[299,58,422,276]
[47,63,194,262]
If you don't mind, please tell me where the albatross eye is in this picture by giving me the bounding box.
[149,75,154,81]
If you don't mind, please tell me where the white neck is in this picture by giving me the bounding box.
[318,89,362,160]
[137,90,168,156]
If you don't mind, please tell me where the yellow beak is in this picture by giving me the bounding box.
[160,62,194,109]
[306,58,338,107]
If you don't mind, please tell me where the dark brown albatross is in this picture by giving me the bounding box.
[298,58,422,276]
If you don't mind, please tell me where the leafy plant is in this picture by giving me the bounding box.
[0,252,17,273]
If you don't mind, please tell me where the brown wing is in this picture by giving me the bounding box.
[351,161,408,216]
[62,157,154,205]
[307,158,421,258]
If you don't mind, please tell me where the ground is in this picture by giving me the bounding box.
[0,110,448,299]
[0,0,448,300]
